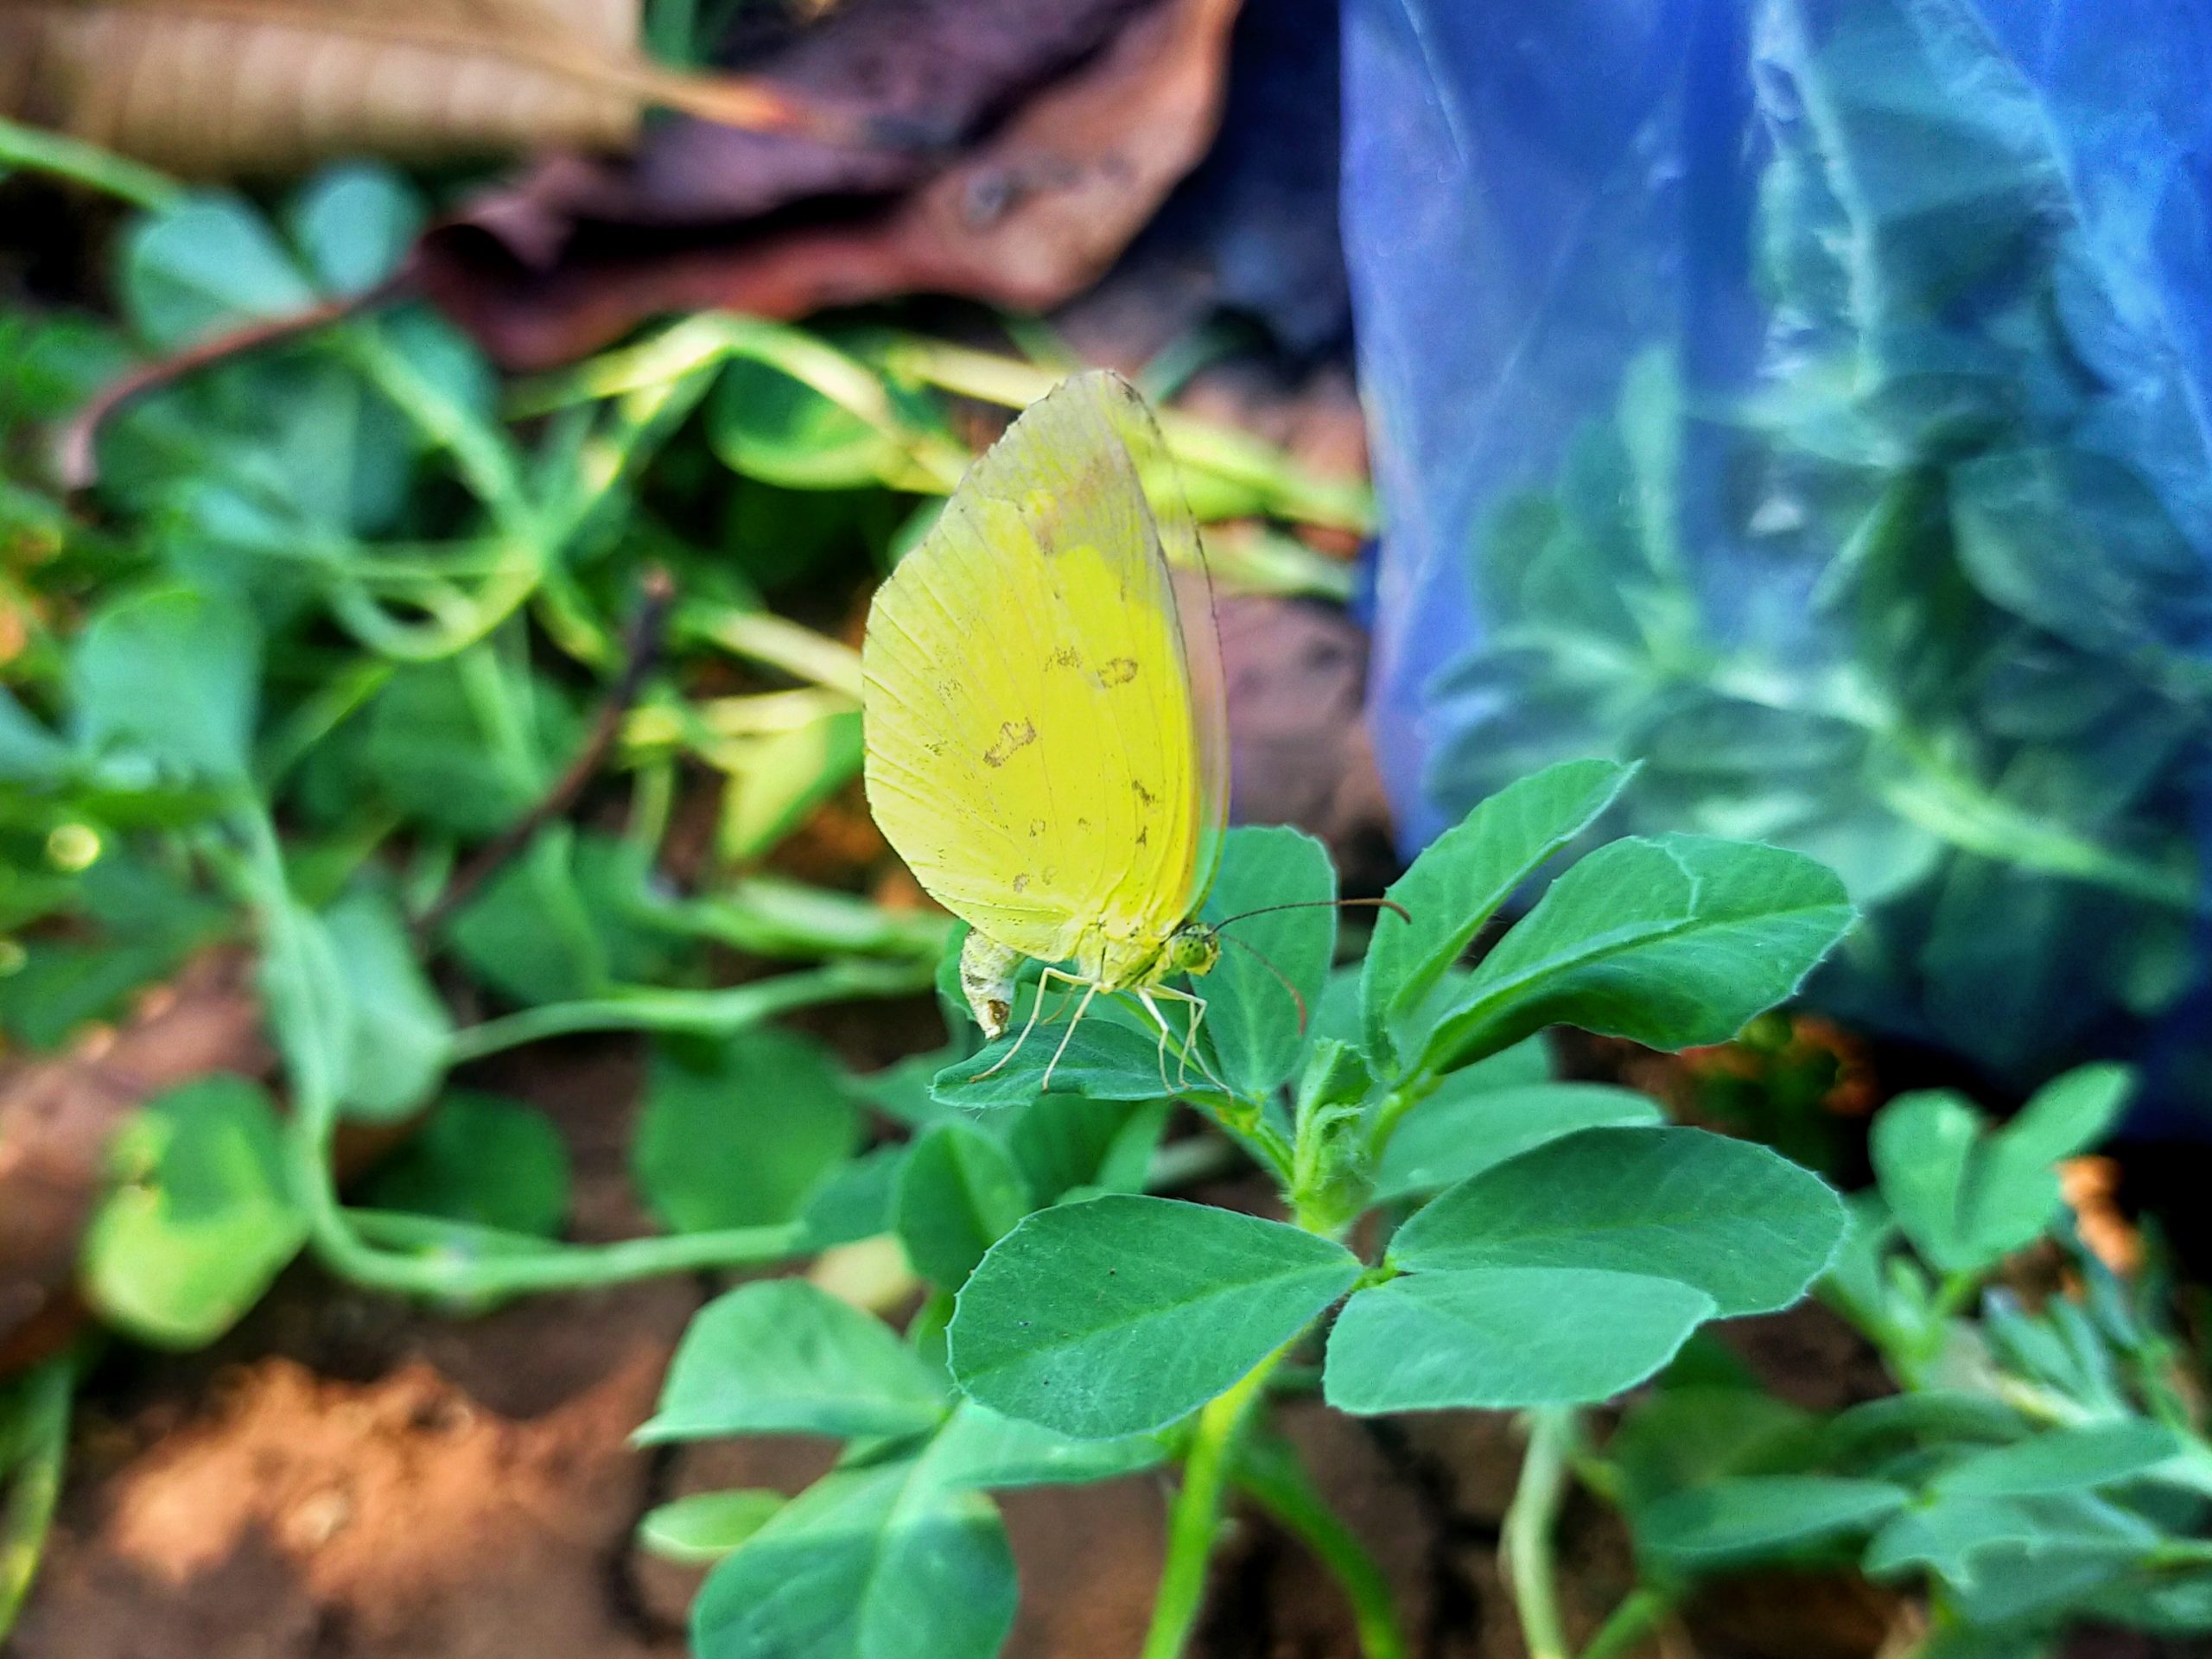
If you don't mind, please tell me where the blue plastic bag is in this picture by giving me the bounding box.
[1345,0,2212,1084]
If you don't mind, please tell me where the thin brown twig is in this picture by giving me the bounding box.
[416,565,677,938]
[53,271,413,491]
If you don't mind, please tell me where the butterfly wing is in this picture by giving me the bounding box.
[861,371,1227,978]
[1111,394,1230,909]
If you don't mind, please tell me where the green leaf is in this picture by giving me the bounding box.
[1437,1032,1554,1088]
[1866,1491,2157,1595]
[81,1076,308,1348]
[718,708,865,862]
[1983,1296,2130,1412]
[947,1195,1360,1439]
[933,1016,1180,1109]
[1200,827,1337,1096]
[692,1460,1015,1659]
[1007,1096,1158,1202]
[1362,759,1634,1071]
[1870,1090,1982,1272]
[709,346,947,493]
[362,1090,571,1238]
[1373,1078,1663,1201]
[448,831,687,1007]
[1952,446,2204,660]
[363,657,574,842]
[2081,1566,2212,1636]
[69,583,259,782]
[320,889,450,1122]
[1421,836,1855,1073]
[1607,1387,1822,1513]
[0,688,68,784]
[445,834,611,1005]
[1965,1064,2133,1260]
[639,1490,787,1565]
[859,1051,958,1128]
[1863,1494,2042,1585]
[1872,1064,2130,1274]
[1820,1393,2030,1465]
[635,1028,860,1232]
[120,192,316,348]
[285,162,423,296]
[924,1401,1165,1491]
[641,1281,950,1444]
[1390,1128,1844,1316]
[1091,1100,1173,1193]
[1932,1421,2181,1498]
[798,1146,908,1249]
[0,851,225,1049]
[894,1121,1032,1289]
[1637,1476,1911,1562]
[1324,1268,1713,1412]
[1818,1191,1902,1334]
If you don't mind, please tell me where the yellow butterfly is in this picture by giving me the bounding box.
[861,371,1231,1086]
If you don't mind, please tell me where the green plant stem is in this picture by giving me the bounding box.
[0,115,180,208]
[1186,1097,1294,1190]
[257,657,396,787]
[651,875,951,963]
[444,958,933,1061]
[1503,1408,1579,1659]
[282,1091,808,1301]
[1366,1075,1439,1165]
[340,1210,804,1297]
[1930,1269,1981,1321]
[1578,1587,1675,1659]
[0,1356,73,1640]
[682,602,866,699]
[1142,1346,1288,1659]
[231,803,844,1302]
[884,338,1374,533]
[2147,1537,2212,1569]
[336,327,550,658]
[1234,1438,1411,1659]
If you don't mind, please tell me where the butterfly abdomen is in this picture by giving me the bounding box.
[958,930,1025,1039]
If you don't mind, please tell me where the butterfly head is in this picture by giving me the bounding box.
[1161,923,1221,978]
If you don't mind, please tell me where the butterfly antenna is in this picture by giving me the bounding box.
[1212,896,1412,928]
[1221,933,1309,1034]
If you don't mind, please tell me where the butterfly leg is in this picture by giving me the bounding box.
[1039,982,1103,1093]
[1135,989,1176,1094]
[1136,985,1219,1093]
[1172,988,1213,1090]
[974,965,1084,1081]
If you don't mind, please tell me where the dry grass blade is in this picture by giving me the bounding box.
[0,0,874,177]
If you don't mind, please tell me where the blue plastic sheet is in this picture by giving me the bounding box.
[1344,0,2212,1085]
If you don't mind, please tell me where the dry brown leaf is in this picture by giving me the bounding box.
[491,0,1155,226]
[2061,1154,2144,1278]
[0,0,865,177]
[421,0,1243,368]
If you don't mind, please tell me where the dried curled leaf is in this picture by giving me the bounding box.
[0,0,854,176]
[423,0,1245,367]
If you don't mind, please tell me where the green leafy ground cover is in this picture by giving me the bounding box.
[3,137,2209,1659]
